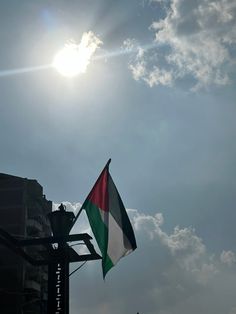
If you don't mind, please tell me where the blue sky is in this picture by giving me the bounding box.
[1,1,236,313]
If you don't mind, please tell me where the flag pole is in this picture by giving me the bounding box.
[71,159,111,230]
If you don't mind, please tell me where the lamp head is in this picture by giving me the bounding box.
[48,204,75,237]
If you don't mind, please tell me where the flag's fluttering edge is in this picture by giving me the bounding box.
[82,159,137,277]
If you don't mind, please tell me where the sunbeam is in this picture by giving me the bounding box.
[0,64,51,78]
[94,42,159,61]
[0,41,157,79]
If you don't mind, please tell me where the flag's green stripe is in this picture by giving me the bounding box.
[84,199,114,276]
[103,254,113,277]
[84,199,108,257]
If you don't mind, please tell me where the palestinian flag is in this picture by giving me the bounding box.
[82,159,137,277]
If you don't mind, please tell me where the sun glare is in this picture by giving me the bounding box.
[53,43,86,77]
[52,32,102,77]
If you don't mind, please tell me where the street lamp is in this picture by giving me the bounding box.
[47,204,75,314]
[48,204,74,238]
[0,204,101,314]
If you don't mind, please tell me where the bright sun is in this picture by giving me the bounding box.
[53,43,88,77]
[52,32,102,77]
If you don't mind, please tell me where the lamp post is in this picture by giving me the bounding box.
[0,204,101,314]
[47,204,75,314]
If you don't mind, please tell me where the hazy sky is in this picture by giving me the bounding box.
[1,1,236,313]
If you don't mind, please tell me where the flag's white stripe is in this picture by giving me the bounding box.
[98,208,132,265]
[107,212,132,265]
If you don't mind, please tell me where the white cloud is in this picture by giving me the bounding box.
[220,250,236,266]
[126,0,236,89]
[129,209,217,284]
[62,203,218,285]
[123,39,173,87]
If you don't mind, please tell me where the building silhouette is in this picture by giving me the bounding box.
[0,173,52,314]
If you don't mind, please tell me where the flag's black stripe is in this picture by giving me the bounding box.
[108,174,137,250]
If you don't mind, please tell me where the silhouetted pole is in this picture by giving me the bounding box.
[48,204,75,314]
[0,204,101,314]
